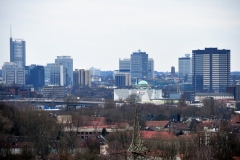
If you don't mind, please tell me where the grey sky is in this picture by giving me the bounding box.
[0,0,240,71]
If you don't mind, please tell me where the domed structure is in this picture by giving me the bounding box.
[138,80,148,85]
[137,80,149,89]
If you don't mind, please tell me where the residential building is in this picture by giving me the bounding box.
[55,56,73,86]
[192,48,231,92]
[130,50,148,79]
[2,62,25,86]
[25,65,44,89]
[74,69,91,87]
[115,73,131,88]
[10,37,26,67]
[179,54,192,82]
[119,58,130,73]
[50,64,67,86]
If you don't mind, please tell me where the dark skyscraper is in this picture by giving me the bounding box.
[130,50,148,79]
[25,65,45,89]
[10,28,26,67]
[192,48,231,93]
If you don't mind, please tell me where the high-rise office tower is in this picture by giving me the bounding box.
[74,69,91,87]
[50,64,67,86]
[178,54,192,82]
[10,36,26,67]
[171,66,175,78]
[119,58,131,73]
[55,56,73,86]
[2,62,25,86]
[148,58,154,78]
[130,50,148,79]
[192,48,231,93]
[25,65,45,89]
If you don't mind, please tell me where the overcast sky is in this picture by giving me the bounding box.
[0,0,240,71]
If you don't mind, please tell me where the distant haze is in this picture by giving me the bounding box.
[0,0,240,71]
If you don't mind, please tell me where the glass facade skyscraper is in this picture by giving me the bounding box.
[10,38,26,67]
[178,54,192,82]
[192,48,231,93]
[55,56,73,86]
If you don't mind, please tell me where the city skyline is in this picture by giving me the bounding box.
[0,1,240,71]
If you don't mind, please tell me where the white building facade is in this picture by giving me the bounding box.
[2,62,25,86]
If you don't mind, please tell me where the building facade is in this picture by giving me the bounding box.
[171,66,175,78]
[55,56,73,86]
[25,65,45,89]
[115,73,131,88]
[192,48,231,93]
[10,38,26,67]
[130,50,148,79]
[44,63,55,85]
[148,58,154,78]
[2,62,25,86]
[114,80,162,103]
[178,54,192,82]
[236,83,240,101]
[119,58,131,73]
[73,69,91,87]
[89,67,101,76]
[50,64,67,86]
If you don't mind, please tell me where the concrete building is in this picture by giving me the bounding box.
[50,64,67,86]
[55,56,73,86]
[192,48,231,93]
[10,37,26,67]
[114,80,162,103]
[115,73,131,88]
[73,69,91,87]
[2,62,25,86]
[25,65,44,89]
[178,54,192,82]
[42,85,65,99]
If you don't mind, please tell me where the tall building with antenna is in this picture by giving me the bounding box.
[10,26,26,67]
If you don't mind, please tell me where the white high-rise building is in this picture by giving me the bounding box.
[2,62,25,86]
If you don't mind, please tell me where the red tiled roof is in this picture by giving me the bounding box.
[231,115,240,123]
[146,121,169,128]
[140,131,176,140]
